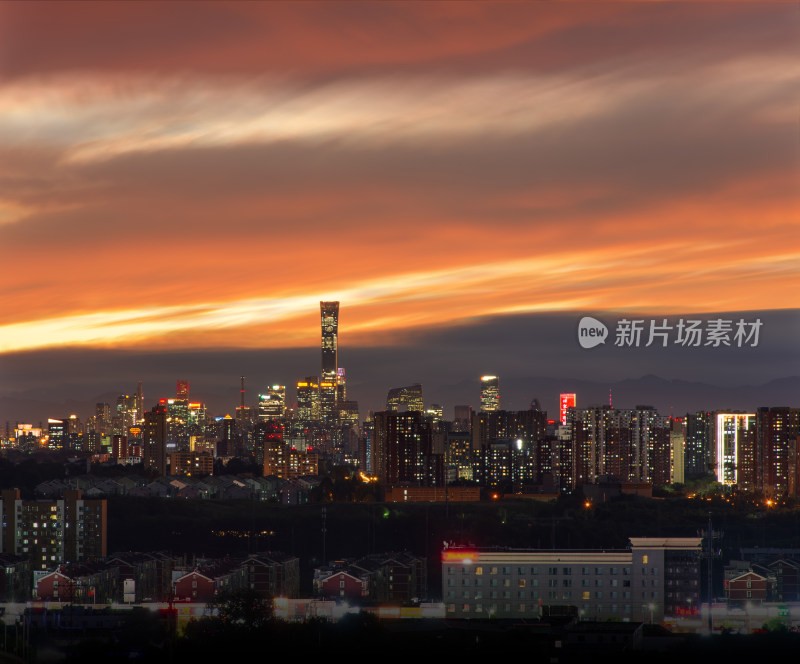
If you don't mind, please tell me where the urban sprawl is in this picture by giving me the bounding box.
[1,302,799,656]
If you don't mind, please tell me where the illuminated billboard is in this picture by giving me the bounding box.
[559,393,576,425]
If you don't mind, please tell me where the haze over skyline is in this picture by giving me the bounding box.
[1,2,798,420]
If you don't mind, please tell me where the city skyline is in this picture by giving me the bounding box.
[1,2,798,418]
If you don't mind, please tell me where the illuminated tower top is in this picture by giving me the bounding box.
[320,301,339,378]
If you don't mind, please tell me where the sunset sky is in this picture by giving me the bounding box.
[1,2,798,418]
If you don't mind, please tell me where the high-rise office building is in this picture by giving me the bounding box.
[296,377,321,422]
[336,367,347,402]
[143,402,168,476]
[165,398,190,448]
[218,414,237,457]
[47,418,70,450]
[258,386,286,420]
[453,405,473,433]
[425,404,443,425]
[386,384,424,413]
[338,400,360,427]
[176,380,190,399]
[480,376,500,412]
[95,403,112,435]
[320,301,339,422]
[114,394,138,435]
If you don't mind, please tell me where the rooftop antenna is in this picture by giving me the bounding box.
[240,376,246,409]
[609,388,613,408]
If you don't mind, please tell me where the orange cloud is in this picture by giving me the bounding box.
[0,2,796,355]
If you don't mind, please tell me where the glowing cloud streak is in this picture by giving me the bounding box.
[2,242,795,353]
[0,54,794,169]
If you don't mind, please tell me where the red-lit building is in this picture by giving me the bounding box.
[560,393,576,426]
[725,571,767,605]
[173,568,233,603]
[35,569,74,602]
[36,563,118,603]
[317,570,369,600]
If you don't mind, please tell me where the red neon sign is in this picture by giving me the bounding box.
[559,393,576,425]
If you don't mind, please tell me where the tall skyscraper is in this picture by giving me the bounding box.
[714,412,756,487]
[114,394,137,435]
[321,301,339,376]
[166,398,190,448]
[219,414,237,457]
[480,375,500,412]
[684,411,713,477]
[320,301,339,422]
[143,402,168,477]
[756,407,800,496]
[135,381,144,424]
[47,418,70,450]
[95,402,111,435]
[296,377,321,422]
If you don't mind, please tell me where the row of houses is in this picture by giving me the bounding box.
[35,552,300,604]
[311,552,426,603]
[35,475,321,503]
[32,550,424,605]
